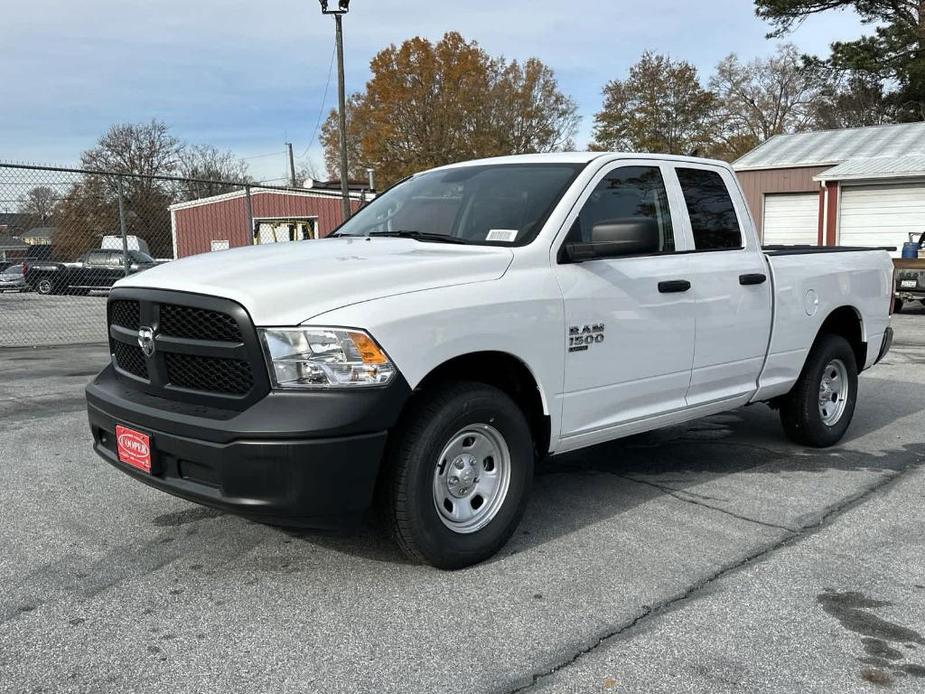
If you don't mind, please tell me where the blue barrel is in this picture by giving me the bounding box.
[902,241,920,258]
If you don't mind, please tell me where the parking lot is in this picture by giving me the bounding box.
[0,292,107,347]
[2,311,925,693]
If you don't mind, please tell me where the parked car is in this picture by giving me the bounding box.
[892,231,925,312]
[86,153,894,569]
[24,249,157,295]
[0,263,27,292]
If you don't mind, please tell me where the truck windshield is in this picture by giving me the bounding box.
[332,163,584,246]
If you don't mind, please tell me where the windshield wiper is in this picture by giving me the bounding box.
[364,230,469,244]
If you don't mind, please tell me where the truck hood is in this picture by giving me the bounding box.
[116,237,514,325]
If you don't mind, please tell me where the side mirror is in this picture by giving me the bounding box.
[564,218,660,262]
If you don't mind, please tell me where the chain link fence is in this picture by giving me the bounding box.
[0,163,351,348]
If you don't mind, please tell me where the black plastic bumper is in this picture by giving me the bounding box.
[875,326,894,365]
[86,364,410,528]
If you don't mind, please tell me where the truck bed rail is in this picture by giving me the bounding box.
[763,245,896,257]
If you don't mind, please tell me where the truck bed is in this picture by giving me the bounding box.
[754,247,894,402]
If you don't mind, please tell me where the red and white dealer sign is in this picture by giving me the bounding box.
[115,425,152,474]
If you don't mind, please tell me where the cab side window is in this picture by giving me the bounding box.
[676,168,742,250]
[566,166,675,253]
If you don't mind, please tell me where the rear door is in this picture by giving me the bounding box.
[669,164,773,405]
[75,251,103,287]
[92,250,125,287]
[555,161,696,443]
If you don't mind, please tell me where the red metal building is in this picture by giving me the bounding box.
[734,122,925,253]
[169,188,365,258]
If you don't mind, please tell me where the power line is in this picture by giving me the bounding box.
[301,38,338,159]
[241,151,287,161]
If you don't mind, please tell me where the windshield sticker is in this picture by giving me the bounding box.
[486,229,518,242]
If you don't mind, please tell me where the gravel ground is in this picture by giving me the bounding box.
[1,309,924,693]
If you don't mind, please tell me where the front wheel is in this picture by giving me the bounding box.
[779,334,858,448]
[382,382,534,570]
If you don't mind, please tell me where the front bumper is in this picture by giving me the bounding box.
[86,364,410,528]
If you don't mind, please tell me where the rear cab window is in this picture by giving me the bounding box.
[675,168,743,251]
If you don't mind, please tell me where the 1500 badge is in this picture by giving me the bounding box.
[568,323,605,352]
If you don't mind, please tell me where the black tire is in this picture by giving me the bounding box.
[35,277,55,295]
[382,381,534,570]
[780,334,858,448]
[894,299,904,313]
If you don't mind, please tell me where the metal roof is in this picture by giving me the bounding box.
[0,234,27,251]
[814,155,925,182]
[22,226,55,240]
[734,122,925,171]
[168,187,368,212]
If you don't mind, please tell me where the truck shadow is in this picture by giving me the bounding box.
[301,376,925,565]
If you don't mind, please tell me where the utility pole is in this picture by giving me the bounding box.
[334,13,351,220]
[319,0,352,222]
[286,142,297,187]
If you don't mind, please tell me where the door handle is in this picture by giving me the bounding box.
[658,280,691,293]
[739,273,767,286]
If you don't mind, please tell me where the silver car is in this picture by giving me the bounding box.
[0,264,27,292]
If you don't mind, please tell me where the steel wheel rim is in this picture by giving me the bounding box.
[432,423,512,534]
[818,358,849,426]
[38,279,51,294]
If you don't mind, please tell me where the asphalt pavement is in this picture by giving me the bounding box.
[0,291,107,347]
[2,309,925,693]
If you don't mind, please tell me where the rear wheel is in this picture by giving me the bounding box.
[779,334,858,447]
[894,298,904,313]
[382,382,534,570]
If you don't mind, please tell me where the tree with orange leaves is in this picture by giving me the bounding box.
[321,32,579,188]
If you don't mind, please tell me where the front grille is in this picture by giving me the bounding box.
[165,353,253,395]
[106,289,269,409]
[113,340,148,379]
[109,300,140,331]
[159,304,243,342]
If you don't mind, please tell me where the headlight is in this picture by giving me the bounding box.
[259,327,395,389]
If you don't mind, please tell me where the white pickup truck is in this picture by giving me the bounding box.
[86,153,894,569]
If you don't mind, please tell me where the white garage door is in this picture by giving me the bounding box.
[762,193,819,246]
[840,183,925,255]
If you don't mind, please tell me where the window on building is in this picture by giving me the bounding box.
[254,218,317,245]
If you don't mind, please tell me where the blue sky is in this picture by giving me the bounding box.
[0,0,864,183]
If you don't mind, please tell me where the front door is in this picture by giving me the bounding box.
[555,162,696,444]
